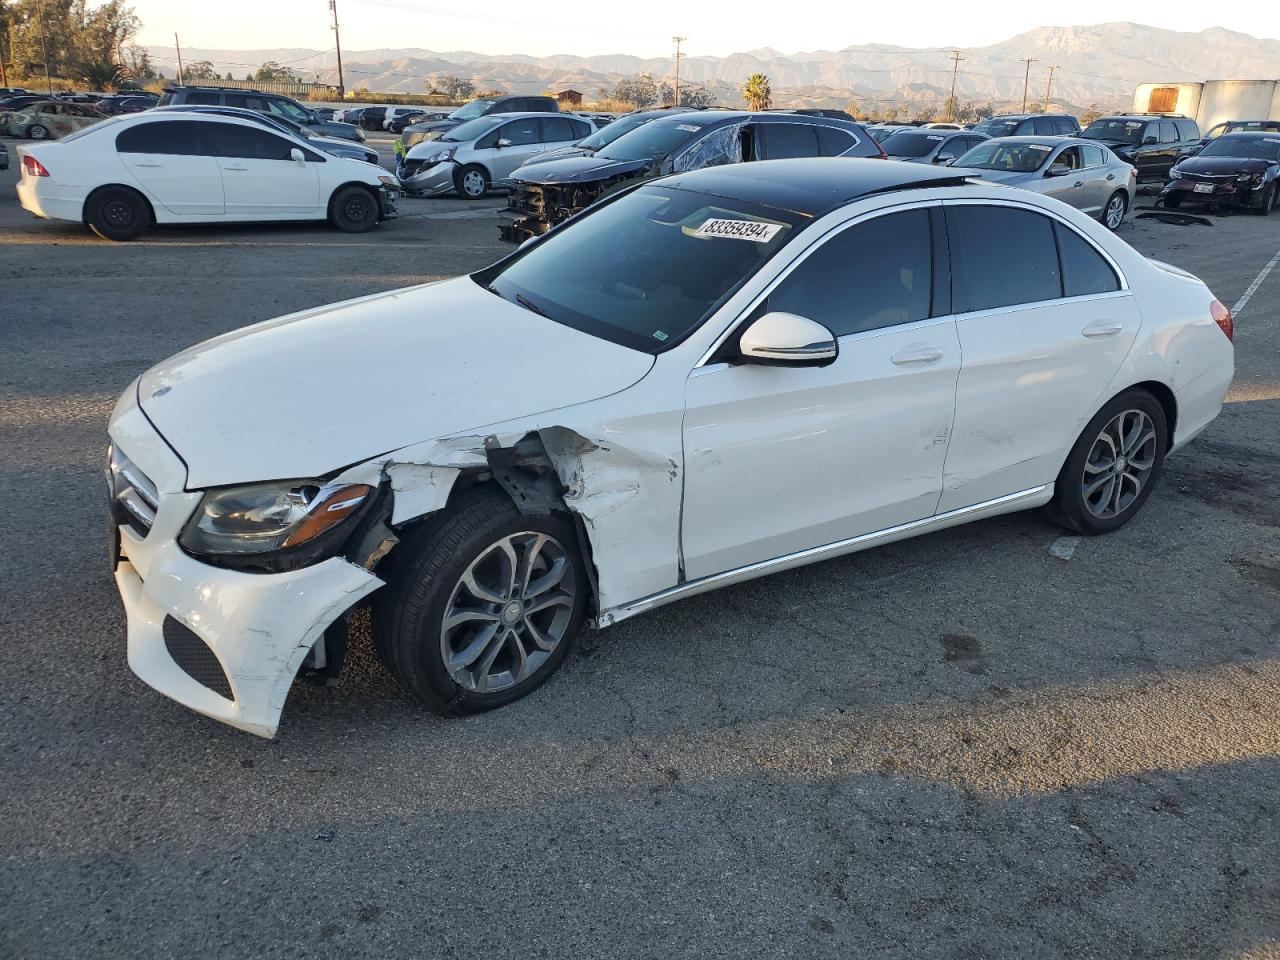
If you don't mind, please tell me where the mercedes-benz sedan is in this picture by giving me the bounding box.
[107,159,1234,737]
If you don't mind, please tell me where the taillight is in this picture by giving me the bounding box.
[1210,299,1233,342]
[22,155,49,177]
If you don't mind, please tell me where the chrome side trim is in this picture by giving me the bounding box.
[592,484,1052,628]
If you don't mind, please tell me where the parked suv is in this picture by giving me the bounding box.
[500,110,883,242]
[398,94,560,150]
[399,112,595,197]
[157,86,364,143]
[972,113,1081,138]
[1080,114,1201,182]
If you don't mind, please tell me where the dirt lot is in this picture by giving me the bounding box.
[2,137,1279,959]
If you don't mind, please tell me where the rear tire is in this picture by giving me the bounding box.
[28,123,49,140]
[329,185,379,233]
[1103,190,1128,230]
[372,487,588,716]
[453,164,489,199]
[85,186,149,241]
[1046,389,1168,535]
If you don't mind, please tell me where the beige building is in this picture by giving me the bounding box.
[1134,80,1280,131]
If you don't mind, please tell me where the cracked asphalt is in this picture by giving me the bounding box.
[2,142,1279,959]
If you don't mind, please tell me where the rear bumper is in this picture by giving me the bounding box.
[15,177,82,222]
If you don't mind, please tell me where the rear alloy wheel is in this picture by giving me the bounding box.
[1103,191,1128,230]
[28,124,50,140]
[85,186,149,241]
[1047,390,1168,535]
[329,185,379,232]
[373,487,587,715]
[454,164,489,199]
[1254,183,1276,217]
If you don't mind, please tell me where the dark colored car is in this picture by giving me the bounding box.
[387,109,450,134]
[499,110,884,243]
[0,141,7,171]
[880,128,988,164]
[972,113,1081,138]
[1080,114,1201,182]
[152,105,382,165]
[0,94,45,113]
[157,86,364,143]
[97,94,158,116]
[767,108,857,121]
[399,94,560,149]
[1159,132,1280,214]
[1200,119,1280,145]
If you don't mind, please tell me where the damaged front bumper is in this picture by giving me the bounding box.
[1159,177,1269,209]
[108,389,383,738]
[397,160,457,198]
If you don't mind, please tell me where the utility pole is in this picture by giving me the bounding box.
[330,0,346,99]
[672,36,685,107]
[1043,65,1057,112]
[1019,57,1036,113]
[945,49,964,121]
[35,0,52,94]
[174,32,185,85]
[0,1,9,89]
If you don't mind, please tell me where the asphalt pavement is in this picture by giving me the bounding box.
[2,139,1279,959]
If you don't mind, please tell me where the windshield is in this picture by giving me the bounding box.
[577,113,649,150]
[1082,118,1144,143]
[439,116,506,143]
[1199,135,1280,161]
[880,131,945,157]
[955,140,1051,172]
[267,98,312,123]
[973,117,1020,137]
[597,118,710,162]
[481,186,804,352]
[449,98,497,121]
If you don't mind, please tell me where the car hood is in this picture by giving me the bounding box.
[510,155,652,186]
[517,145,596,168]
[1174,156,1274,176]
[139,277,655,489]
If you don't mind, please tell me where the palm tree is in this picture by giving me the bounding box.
[742,73,772,111]
[80,61,123,90]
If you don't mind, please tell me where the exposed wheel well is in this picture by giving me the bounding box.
[1121,380,1177,447]
[83,184,155,225]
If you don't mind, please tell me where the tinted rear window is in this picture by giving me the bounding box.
[881,131,944,157]
[1055,224,1119,297]
[817,125,857,156]
[947,205,1061,312]
[761,122,819,159]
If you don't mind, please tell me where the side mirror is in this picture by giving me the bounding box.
[738,312,837,367]
[496,138,512,148]
[290,147,305,163]
[934,152,954,164]
[1045,165,1071,177]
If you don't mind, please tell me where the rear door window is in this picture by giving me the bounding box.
[539,117,578,143]
[946,205,1062,312]
[766,208,934,337]
[1031,117,1056,135]
[205,122,312,160]
[1055,223,1120,298]
[115,120,207,155]
[1081,143,1107,166]
[1159,121,1178,144]
[185,91,221,106]
[760,122,820,159]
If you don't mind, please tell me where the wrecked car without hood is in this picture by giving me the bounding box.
[498,110,885,243]
[109,158,1233,738]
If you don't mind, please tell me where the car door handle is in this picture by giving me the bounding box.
[132,160,161,168]
[1106,173,1116,181]
[891,345,944,365]
[1073,180,1084,187]
[1082,319,1124,338]
[223,164,249,172]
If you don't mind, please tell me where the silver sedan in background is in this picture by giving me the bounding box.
[951,136,1136,230]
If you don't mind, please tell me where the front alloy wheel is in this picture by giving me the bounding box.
[441,532,577,692]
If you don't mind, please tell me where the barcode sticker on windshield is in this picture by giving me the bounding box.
[676,124,702,132]
[1028,144,1052,151]
[693,218,783,242]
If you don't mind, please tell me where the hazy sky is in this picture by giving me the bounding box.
[132,0,1279,58]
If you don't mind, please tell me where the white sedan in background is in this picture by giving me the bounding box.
[16,111,399,241]
[107,159,1234,737]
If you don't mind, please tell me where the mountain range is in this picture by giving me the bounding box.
[147,22,1280,112]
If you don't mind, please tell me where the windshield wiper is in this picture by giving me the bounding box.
[514,293,551,318]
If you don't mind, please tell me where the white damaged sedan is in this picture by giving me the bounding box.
[108,159,1234,737]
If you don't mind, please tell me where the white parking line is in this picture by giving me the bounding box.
[1232,245,1280,317]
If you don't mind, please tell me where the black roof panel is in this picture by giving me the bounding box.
[658,157,969,217]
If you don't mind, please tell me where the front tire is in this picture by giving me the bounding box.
[1103,190,1128,230]
[85,186,149,241]
[1254,183,1276,216]
[1046,389,1168,535]
[453,164,489,199]
[329,185,379,232]
[372,488,588,716]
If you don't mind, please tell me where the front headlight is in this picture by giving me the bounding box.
[180,480,372,559]
[419,147,455,164]
[378,174,399,188]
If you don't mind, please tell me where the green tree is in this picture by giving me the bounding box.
[439,75,474,101]
[119,42,153,79]
[614,72,658,109]
[78,58,120,87]
[1081,103,1103,125]
[183,59,217,81]
[680,85,714,108]
[2,0,139,83]
[742,72,771,111]
[253,60,299,83]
